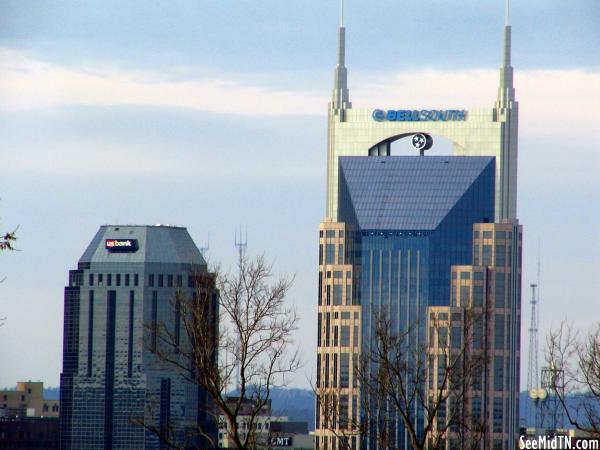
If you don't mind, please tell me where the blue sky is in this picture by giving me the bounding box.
[1,1,599,391]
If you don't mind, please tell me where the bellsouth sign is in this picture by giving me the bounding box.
[372,109,467,122]
[105,239,139,253]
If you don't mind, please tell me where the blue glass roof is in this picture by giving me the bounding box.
[339,156,495,231]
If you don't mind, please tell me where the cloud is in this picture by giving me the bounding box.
[0,49,325,116]
[2,47,599,139]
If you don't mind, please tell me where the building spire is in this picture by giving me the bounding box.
[497,0,515,107]
[332,0,351,111]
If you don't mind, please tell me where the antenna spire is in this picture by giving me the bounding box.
[497,0,515,107]
[331,0,351,111]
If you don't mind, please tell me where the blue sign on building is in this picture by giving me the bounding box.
[372,109,467,122]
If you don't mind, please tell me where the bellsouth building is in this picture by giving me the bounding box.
[59,225,216,450]
[315,2,522,450]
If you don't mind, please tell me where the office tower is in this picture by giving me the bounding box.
[59,225,217,450]
[427,221,522,450]
[316,157,496,450]
[317,2,522,449]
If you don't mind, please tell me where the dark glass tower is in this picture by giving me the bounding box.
[59,225,216,450]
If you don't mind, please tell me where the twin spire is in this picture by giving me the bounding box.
[331,0,515,111]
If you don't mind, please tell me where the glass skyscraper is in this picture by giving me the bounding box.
[59,225,216,450]
[316,156,496,450]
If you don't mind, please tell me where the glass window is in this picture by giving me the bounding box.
[473,285,484,306]
[460,272,470,280]
[474,271,484,280]
[107,274,112,286]
[326,230,336,238]
[167,275,173,287]
[177,275,182,287]
[333,285,342,305]
[98,273,103,284]
[319,244,323,265]
[116,274,121,286]
[345,285,351,305]
[496,231,506,240]
[125,274,130,286]
[494,356,504,391]
[483,231,492,239]
[495,273,505,308]
[134,273,139,286]
[341,312,350,319]
[149,274,155,287]
[88,274,94,286]
[333,271,342,278]
[495,314,505,350]
[158,274,164,287]
[338,244,344,264]
[326,244,335,264]
[482,245,492,265]
[451,327,462,349]
[495,244,506,266]
[341,326,350,346]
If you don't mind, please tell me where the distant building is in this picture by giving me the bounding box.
[0,382,59,418]
[0,416,59,450]
[427,221,522,450]
[59,225,218,450]
[218,397,313,450]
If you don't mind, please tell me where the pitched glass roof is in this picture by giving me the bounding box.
[339,156,495,231]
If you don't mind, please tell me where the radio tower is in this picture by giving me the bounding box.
[233,225,248,392]
[527,243,542,426]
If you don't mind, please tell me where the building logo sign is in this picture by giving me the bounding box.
[372,109,467,122]
[105,239,139,253]
[269,437,293,447]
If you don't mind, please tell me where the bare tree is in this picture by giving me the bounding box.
[317,310,484,450]
[546,321,600,435]
[139,254,300,450]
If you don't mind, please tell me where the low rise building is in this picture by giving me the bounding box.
[0,382,59,418]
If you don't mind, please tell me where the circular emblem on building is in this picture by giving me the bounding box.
[411,133,433,153]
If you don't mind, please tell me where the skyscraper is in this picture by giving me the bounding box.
[316,2,522,450]
[59,225,216,450]
[316,156,497,450]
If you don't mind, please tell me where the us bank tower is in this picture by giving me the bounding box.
[315,2,522,450]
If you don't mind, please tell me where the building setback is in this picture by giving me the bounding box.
[59,225,217,450]
[427,221,522,450]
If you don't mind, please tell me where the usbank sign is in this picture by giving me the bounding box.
[372,109,467,122]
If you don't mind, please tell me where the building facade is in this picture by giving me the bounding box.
[326,7,518,222]
[0,382,59,418]
[316,157,497,450]
[427,221,522,450]
[59,225,217,450]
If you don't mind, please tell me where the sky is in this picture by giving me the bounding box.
[0,0,599,392]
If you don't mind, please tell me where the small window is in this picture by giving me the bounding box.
[460,272,470,280]
[346,271,352,278]
[483,231,493,239]
[326,271,331,278]
[326,230,336,238]
[495,231,506,240]
[341,312,351,319]
[333,271,342,278]
[167,275,173,287]
[319,230,323,237]
[125,274,130,286]
[149,274,155,287]
[158,275,164,287]
[134,273,139,286]
[107,274,112,286]
[88,274,94,286]
[474,272,485,280]
[98,273,103,284]
[473,231,479,238]
[438,313,448,321]
[116,274,121,286]
[177,275,183,287]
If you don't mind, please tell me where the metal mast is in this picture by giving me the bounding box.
[527,283,539,395]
